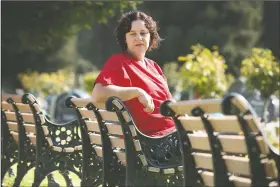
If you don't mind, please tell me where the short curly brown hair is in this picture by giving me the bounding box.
[115,11,161,52]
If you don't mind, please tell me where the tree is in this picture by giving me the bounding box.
[77,1,263,78]
[1,1,139,91]
[262,2,280,58]
[240,48,280,121]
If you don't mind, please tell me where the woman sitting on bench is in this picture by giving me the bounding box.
[92,11,176,137]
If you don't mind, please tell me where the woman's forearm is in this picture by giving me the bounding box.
[92,83,142,102]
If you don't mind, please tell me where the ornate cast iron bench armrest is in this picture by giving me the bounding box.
[106,96,183,187]
[21,93,83,187]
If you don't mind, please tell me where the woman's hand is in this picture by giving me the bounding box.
[136,88,155,113]
[92,84,155,113]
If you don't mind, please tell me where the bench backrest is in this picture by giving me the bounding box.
[105,97,183,186]
[1,94,23,144]
[68,97,131,185]
[1,94,38,160]
[161,93,279,187]
[1,94,22,165]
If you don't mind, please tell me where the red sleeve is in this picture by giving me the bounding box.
[95,55,131,87]
[151,60,173,99]
[151,60,169,82]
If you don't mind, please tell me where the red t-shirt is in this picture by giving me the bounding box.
[95,53,176,136]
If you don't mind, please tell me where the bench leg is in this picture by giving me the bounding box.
[32,168,52,187]
[59,171,74,187]
[47,174,60,187]
[13,164,34,187]
[1,161,16,182]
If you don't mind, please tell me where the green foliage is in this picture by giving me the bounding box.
[138,1,263,78]
[77,1,264,76]
[2,1,140,86]
[18,69,102,96]
[163,62,182,94]
[241,48,280,98]
[178,44,234,98]
[18,70,75,98]
[2,1,140,53]
[83,72,100,93]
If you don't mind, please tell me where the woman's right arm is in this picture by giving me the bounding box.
[92,83,154,113]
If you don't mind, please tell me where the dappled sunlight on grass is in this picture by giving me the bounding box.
[2,164,81,187]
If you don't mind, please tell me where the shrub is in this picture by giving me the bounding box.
[163,62,182,94]
[240,48,280,98]
[82,71,100,93]
[178,44,233,98]
[18,70,75,98]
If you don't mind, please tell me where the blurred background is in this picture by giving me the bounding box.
[1,1,279,123]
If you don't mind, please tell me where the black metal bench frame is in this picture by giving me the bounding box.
[160,92,280,187]
[106,96,183,187]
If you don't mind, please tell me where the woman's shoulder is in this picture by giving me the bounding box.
[145,57,162,70]
[104,53,127,66]
[107,53,126,61]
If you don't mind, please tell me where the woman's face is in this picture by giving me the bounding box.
[125,20,150,60]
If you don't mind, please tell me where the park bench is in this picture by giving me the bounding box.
[160,92,279,187]
[2,91,278,187]
[1,94,60,187]
[67,96,183,187]
[1,93,84,187]
[1,94,22,184]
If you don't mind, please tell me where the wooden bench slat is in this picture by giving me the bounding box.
[109,136,141,151]
[85,120,100,132]
[99,110,119,121]
[114,149,126,166]
[86,120,130,136]
[168,99,222,115]
[4,111,17,122]
[27,134,36,145]
[42,126,49,136]
[193,153,213,170]
[208,116,242,133]
[188,134,210,151]
[200,171,277,187]
[200,171,214,187]
[80,108,119,121]
[7,121,18,132]
[71,98,105,109]
[79,109,97,120]
[163,168,175,174]
[106,122,123,135]
[70,98,92,108]
[2,94,22,103]
[208,116,260,133]
[16,103,40,113]
[23,124,36,134]
[179,116,205,131]
[223,155,278,177]
[200,171,254,187]
[109,136,125,149]
[231,97,249,112]
[93,145,103,157]
[21,113,45,124]
[89,133,102,145]
[1,102,14,111]
[218,135,269,154]
[63,147,75,152]
[10,131,19,143]
[187,134,269,155]
[229,176,251,187]
[243,115,261,133]
[194,153,277,177]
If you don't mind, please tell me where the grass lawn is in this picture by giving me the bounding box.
[2,164,81,187]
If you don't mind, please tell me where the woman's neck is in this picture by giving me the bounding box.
[125,50,145,61]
